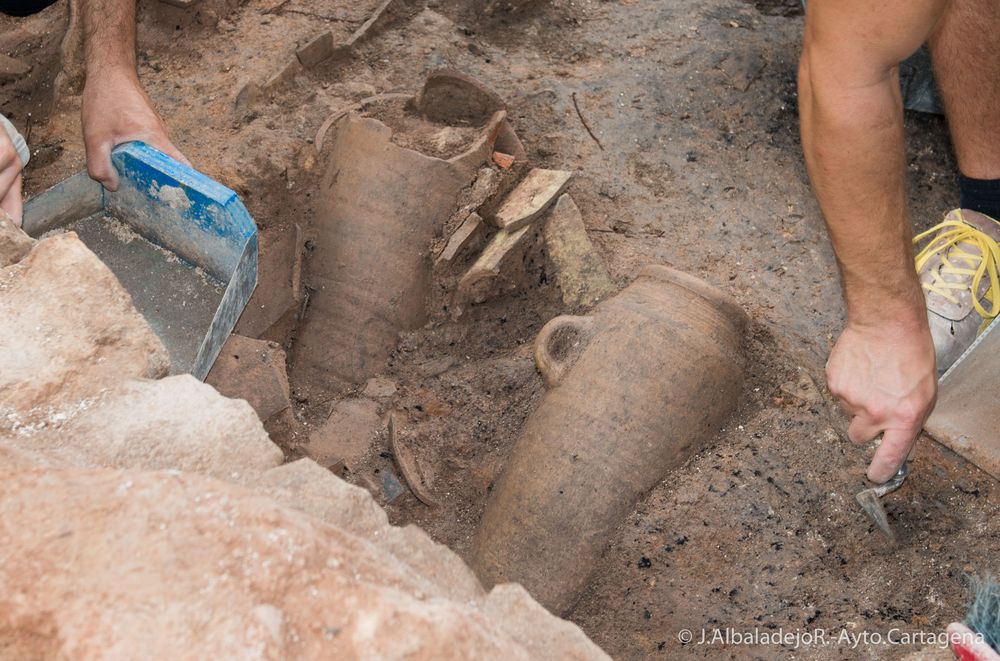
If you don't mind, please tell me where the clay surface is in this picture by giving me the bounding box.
[294,100,499,383]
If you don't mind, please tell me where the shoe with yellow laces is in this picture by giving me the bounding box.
[915,208,1000,374]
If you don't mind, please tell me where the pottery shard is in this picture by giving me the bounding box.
[493,168,573,231]
[296,31,335,68]
[264,57,302,92]
[206,335,292,423]
[542,194,616,307]
[3,375,283,481]
[304,398,381,470]
[493,152,515,170]
[415,69,507,125]
[235,223,303,340]
[457,223,534,301]
[0,233,169,426]
[495,120,528,164]
[0,466,608,659]
[0,211,33,267]
[437,212,485,265]
[363,376,398,398]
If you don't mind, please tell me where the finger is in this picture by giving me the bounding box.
[152,138,192,168]
[847,414,882,445]
[867,426,918,483]
[0,129,18,171]
[1,172,23,225]
[0,160,23,214]
[120,132,191,168]
[87,140,119,191]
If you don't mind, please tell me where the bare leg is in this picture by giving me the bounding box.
[930,0,1000,178]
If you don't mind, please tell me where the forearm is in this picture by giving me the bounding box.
[81,0,138,80]
[77,0,186,187]
[799,51,925,330]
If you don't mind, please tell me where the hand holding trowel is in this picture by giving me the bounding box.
[824,340,932,541]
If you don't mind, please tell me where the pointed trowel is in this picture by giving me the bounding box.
[855,463,909,540]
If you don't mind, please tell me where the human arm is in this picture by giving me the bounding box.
[79,0,188,190]
[798,0,945,482]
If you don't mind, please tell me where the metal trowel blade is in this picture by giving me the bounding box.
[855,464,909,540]
[855,489,895,539]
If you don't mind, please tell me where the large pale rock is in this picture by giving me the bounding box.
[0,211,33,267]
[0,466,607,659]
[4,375,283,481]
[483,584,609,660]
[259,459,484,602]
[0,233,169,431]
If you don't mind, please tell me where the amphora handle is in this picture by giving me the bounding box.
[534,315,596,387]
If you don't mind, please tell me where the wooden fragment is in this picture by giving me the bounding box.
[492,168,573,231]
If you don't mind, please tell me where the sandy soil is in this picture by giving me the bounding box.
[3,0,998,658]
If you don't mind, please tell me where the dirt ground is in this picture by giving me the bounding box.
[3,0,999,658]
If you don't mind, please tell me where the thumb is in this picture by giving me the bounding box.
[87,140,119,191]
[867,427,918,483]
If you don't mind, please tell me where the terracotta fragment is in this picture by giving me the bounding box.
[492,168,573,231]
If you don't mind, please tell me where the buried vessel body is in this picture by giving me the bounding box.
[471,264,749,614]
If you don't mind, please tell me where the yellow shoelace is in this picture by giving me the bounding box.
[913,211,1000,322]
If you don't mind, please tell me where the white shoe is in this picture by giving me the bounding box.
[915,209,1000,374]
